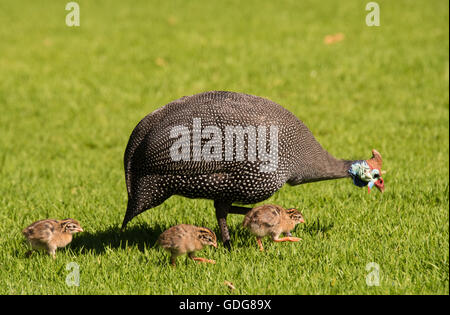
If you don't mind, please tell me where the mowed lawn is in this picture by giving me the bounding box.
[0,0,448,294]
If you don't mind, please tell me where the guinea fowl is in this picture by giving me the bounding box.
[243,204,305,251]
[121,91,385,248]
[22,218,83,258]
[157,224,217,266]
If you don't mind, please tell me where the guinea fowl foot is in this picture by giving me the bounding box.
[274,237,302,242]
[191,257,216,264]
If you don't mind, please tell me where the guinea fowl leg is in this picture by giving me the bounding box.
[48,246,57,259]
[214,201,232,249]
[188,253,216,264]
[256,238,264,251]
[273,237,302,242]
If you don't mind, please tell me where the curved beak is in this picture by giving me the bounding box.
[372,178,385,193]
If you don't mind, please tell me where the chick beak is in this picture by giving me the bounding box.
[77,227,84,232]
[212,242,217,248]
[300,218,306,224]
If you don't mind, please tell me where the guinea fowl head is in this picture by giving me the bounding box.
[286,208,306,224]
[349,149,385,193]
[60,219,84,234]
[366,149,385,193]
[197,227,218,248]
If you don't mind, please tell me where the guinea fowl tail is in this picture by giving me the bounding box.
[121,174,170,230]
[122,138,138,231]
[122,115,156,230]
[124,114,156,199]
[125,157,133,199]
[124,137,136,199]
[121,198,134,231]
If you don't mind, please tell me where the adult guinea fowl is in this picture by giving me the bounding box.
[121,91,385,248]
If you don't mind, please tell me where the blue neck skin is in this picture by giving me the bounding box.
[348,160,370,187]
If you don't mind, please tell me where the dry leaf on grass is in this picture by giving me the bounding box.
[155,57,167,67]
[224,280,236,291]
[324,33,345,45]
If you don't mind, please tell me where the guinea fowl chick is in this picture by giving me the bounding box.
[157,224,217,266]
[243,205,305,251]
[22,218,83,258]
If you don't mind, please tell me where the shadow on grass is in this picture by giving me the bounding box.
[69,219,331,255]
[70,223,166,255]
[303,219,334,236]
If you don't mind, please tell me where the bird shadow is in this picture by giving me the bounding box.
[69,223,166,255]
[67,219,333,255]
[302,219,334,236]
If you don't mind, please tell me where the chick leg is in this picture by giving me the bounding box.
[273,237,302,242]
[188,253,215,264]
[192,257,216,264]
[256,237,264,251]
[170,255,177,267]
[48,246,57,259]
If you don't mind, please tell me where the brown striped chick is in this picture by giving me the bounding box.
[22,218,83,258]
[158,224,217,266]
[243,205,305,251]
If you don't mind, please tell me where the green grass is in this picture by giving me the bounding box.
[0,0,448,294]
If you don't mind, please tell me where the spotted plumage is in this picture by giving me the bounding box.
[157,224,217,266]
[121,91,385,247]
